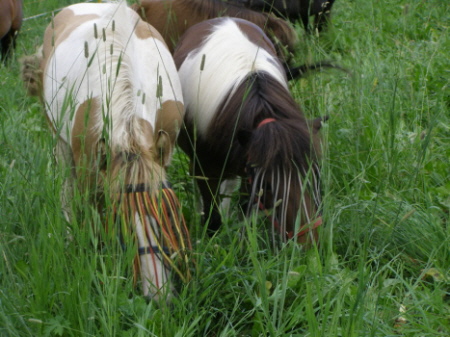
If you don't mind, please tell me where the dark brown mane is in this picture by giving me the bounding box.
[208,72,317,176]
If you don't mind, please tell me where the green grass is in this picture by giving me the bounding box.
[1,0,449,336]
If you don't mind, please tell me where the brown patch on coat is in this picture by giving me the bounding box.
[137,117,155,145]
[133,17,167,47]
[234,18,278,56]
[155,100,185,146]
[71,97,101,174]
[153,100,184,167]
[172,22,212,69]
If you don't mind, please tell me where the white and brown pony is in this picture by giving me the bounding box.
[33,2,190,300]
[174,18,323,246]
[131,0,298,62]
[0,0,23,62]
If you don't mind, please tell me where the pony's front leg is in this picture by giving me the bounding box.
[196,177,222,234]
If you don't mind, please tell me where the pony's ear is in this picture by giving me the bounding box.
[154,130,172,167]
[310,116,329,134]
[237,129,252,148]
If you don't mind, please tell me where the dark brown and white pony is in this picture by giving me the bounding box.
[173,17,323,245]
[0,0,23,62]
[132,0,298,62]
[32,2,190,301]
[227,0,336,32]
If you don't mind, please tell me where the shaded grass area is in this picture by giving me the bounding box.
[1,0,449,336]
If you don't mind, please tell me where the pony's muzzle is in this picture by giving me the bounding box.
[114,182,192,300]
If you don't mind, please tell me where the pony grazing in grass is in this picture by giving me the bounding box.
[173,17,324,246]
[32,1,190,301]
[131,0,298,62]
[0,0,23,62]
[228,0,336,32]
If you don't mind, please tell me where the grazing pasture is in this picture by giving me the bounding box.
[1,0,449,336]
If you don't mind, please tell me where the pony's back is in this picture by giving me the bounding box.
[176,17,287,136]
[43,2,183,156]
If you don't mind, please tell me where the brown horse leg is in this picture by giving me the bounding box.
[1,31,15,62]
[300,11,310,32]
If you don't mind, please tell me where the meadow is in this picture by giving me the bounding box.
[0,0,448,336]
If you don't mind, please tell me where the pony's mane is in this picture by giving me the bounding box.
[211,71,318,173]
[211,71,321,230]
[85,3,164,191]
[88,3,143,152]
[243,73,321,229]
[245,77,316,172]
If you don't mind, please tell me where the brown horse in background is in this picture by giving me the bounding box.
[0,0,23,62]
[132,0,298,62]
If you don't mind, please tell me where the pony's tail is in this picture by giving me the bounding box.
[20,46,43,97]
[286,61,352,81]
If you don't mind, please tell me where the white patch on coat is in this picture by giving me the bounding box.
[44,2,183,152]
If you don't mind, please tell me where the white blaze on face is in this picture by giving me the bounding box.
[134,212,172,301]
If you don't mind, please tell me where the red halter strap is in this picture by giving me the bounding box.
[257,118,276,128]
[287,216,323,239]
